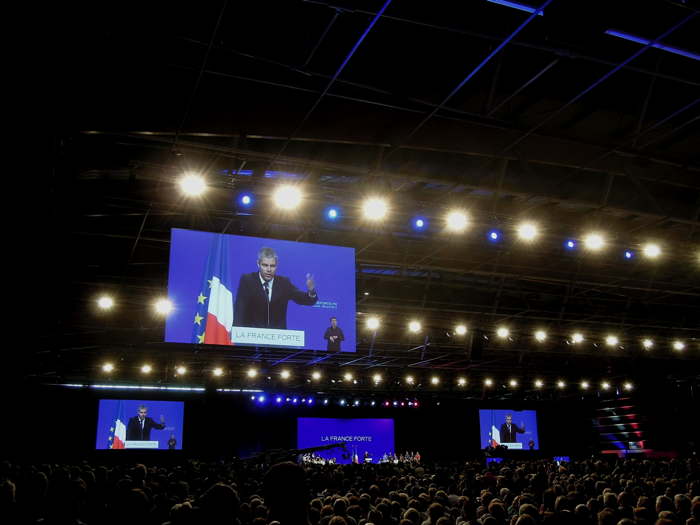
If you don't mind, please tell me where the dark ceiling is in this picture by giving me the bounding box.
[43,0,699,394]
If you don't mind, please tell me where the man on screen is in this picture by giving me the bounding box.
[500,414,525,443]
[323,317,345,351]
[234,247,318,329]
[126,405,166,441]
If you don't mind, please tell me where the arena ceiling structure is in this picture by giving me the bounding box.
[45,0,699,397]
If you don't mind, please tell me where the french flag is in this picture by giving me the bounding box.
[195,235,234,346]
[490,425,501,447]
[110,400,126,449]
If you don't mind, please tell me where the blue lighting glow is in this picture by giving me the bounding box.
[487,0,545,16]
[308,398,314,405]
[325,206,340,221]
[258,395,266,403]
[292,397,298,404]
[275,396,282,403]
[624,250,634,260]
[238,193,254,207]
[323,399,329,405]
[488,230,502,242]
[565,240,577,250]
[605,29,700,62]
[340,399,346,406]
[412,217,428,231]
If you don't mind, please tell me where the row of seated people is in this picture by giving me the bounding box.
[0,457,698,525]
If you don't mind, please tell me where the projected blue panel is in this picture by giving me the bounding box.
[166,229,356,352]
[96,400,184,450]
[297,418,394,464]
[479,409,539,450]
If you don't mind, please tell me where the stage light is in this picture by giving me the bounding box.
[408,320,422,333]
[238,193,254,207]
[311,370,322,381]
[370,401,376,406]
[213,367,223,377]
[580,381,590,390]
[323,399,329,405]
[273,185,303,210]
[308,398,314,405]
[601,381,611,390]
[488,230,501,242]
[496,326,510,339]
[393,401,398,407]
[384,401,390,407]
[175,366,187,376]
[623,382,633,391]
[446,210,469,232]
[642,338,654,350]
[178,173,207,196]
[362,197,388,221]
[258,395,266,403]
[102,362,114,373]
[557,380,566,389]
[141,364,152,374]
[673,340,685,351]
[571,332,584,344]
[245,368,257,379]
[516,222,538,241]
[343,372,353,382]
[534,330,547,342]
[405,375,415,385]
[430,376,440,385]
[339,399,346,406]
[625,250,634,259]
[509,379,518,388]
[583,232,605,251]
[97,296,114,310]
[534,379,544,388]
[605,335,619,347]
[564,240,576,250]
[412,217,427,231]
[372,373,382,384]
[457,377,467,387]
[154,298,174,316]
[642,243,661,259]
[280,369,291,380]
[455,324,467,336]
[366,317,380,330]
[292,397,298,404]
[484,378,493,387]
[325,206,340,221]
[354,400,360,406]
[275,396,282,403]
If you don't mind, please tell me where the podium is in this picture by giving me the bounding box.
[124,440,159,449]
[502,442,523,450]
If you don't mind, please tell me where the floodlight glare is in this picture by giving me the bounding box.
[247,368,258,378]
[455,324,467,336]
[457,377,467,386]
[484,378,493,387]
[642,243,661,259]
[372,373,382,384]
[516,222,538,241]
[175,366,187,376]
[311,371,322,381]
[509,379,518,387]
[366,317,380,330]
[273,185,303,210]
[496,327,510,339]
[408,320,422,333]
[343,372,354,382]
[141,364,152,374]
[212,367,223,377]
[430,376,440,385]
[405,375,415,385]
[178,174,207,196]
[446,210,469,232]
[280,369,291,380]
[102,362,114,373]
[571,332,584,344]
[583,232,605,251]
[154,298,174,316]
[534,330,547,342]
[673,340,685,351]
[605,335,619,347]
[97,296,114,310]
[642,338,654,350]
[534,379,544,388]
[362,197,388,220]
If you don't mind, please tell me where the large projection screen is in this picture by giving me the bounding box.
[96,399,184,450]
[479,409,539,450]
[166,229,356,352]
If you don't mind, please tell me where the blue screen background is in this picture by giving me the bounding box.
[479,409,539,450]
[297,418,395,463]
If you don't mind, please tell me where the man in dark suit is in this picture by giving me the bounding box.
[126,405,166,441]
[323,317,345,351]
[234,247,318,329]
[500,414,525,443]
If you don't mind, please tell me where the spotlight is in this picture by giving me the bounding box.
[292,398,298,404]
[275,396,283,404]
[372,373,382,384]
[408,320,422,333]
[311,371,322,381]
[496,326,510,339]
[430,376,440,385]
[175,366,187,376]
[446,210,469,232]
[580,381,590,390]
[393,401,398,407]
[642,243,661,259]
[455,324,467,336]
[238,193,254,207]
[339,399,346,406]
[96,296,115,310]
[457,377,467,387]
[488,230,501,242]
[102,362,114,373]
[601,381,611,390]
[247,368,258,378]
[624,250,634,259]
[154,298,174,316]
[280,369,291,380]
[583,232,605,251]
[354,400,360,406]
[258,395,266,403]
[362,197,388,221]
[516,222,538,241]
[371,401,376,406]
[412,217,427,231]
[534,330,547,342]
[509,379,518,388]
[141,364,152,374]
[384,401,390,407]
[405,375,415,385]
[325,206,340,221]
[178,173,207,196]
[343,372,354,382]
[366,317,380,330]
[623,382,633,391]
[605,335,619,347]
[213,367,223,377]
[323,399,329,405]
[308,398,314,405]
[484,378,493,387]
[571,332,584,344]
[672,340,685,351]
[556,380,566,389]
[534,379,544,388]
[273,185,303,210]
[564,240,576,250]
[642,338,654,350]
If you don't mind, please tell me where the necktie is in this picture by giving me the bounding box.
[263,281,270,301]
